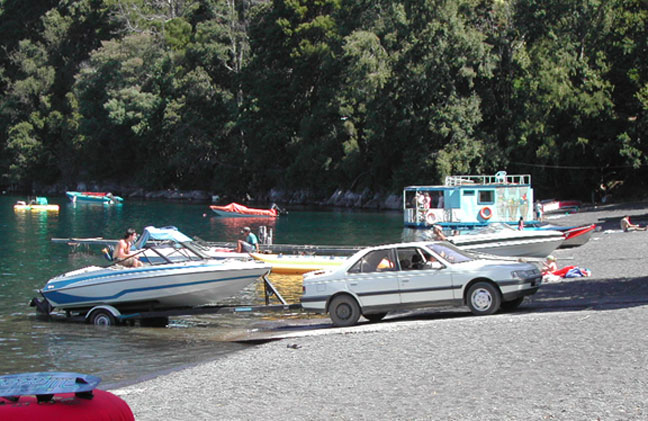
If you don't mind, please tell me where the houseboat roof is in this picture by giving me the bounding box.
[405,171,531,189]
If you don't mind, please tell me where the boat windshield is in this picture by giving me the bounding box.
[426,243,474,263]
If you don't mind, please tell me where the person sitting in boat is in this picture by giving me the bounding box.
[620,215,647,232]
[236,226,259,253]
[432,225,447,241]
[113,228,143,267]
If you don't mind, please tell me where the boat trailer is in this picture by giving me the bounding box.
[31,275,302,327]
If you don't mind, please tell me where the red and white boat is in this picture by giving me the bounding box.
[540,199,581,214]
[538,223,596,248]
[209,202,280,217]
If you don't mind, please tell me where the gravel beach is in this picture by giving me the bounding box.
[113,202,648,420]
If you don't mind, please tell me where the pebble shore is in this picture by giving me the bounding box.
[113,202,648,420]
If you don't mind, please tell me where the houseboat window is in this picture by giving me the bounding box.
[478,190,494,204]
[463,190,475,196]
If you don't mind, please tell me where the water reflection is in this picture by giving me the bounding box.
[209,215,277,243]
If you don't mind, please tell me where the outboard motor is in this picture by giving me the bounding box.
[30,297,53,314]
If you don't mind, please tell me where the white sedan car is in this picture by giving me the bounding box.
[301,241,542,327]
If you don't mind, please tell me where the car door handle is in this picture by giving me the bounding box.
[401,279,409,283]
[350,282,358,286]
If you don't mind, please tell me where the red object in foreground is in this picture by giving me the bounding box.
[210,202,278,217]
[0,389,134,421]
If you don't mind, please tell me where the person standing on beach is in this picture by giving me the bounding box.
[432,225,447,241]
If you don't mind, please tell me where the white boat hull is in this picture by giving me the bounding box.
[449,230,565,258]
[40,260,271,311]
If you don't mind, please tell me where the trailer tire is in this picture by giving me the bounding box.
[89,309,116,326]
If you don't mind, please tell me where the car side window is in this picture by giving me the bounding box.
[397,247,443,270]
[348,249,396,273]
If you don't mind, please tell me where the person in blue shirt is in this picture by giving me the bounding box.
[236,226,259,252]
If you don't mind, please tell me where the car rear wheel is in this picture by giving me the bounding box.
[329,295,361,327]
[467,282,501,316]
[363,312,387,323]
[500,297,524,312]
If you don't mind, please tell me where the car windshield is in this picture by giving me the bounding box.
[426,243,474,263]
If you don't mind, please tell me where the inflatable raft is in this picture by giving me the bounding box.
[14,198,59,212]
[250,253,347,274]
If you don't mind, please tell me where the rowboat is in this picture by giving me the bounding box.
[66,191,123,204]
[250,252,348,274]
[210,202,279,217]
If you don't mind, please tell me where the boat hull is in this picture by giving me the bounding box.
[66,191,123,204]
[40,260,271,311]
[449,231,565,258]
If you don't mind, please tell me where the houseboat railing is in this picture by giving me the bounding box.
[444,172,531,186]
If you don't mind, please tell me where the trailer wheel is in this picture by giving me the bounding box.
[89,309,116,326]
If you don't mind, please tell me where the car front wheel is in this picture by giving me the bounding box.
[467,282,501,316]
[329,295,361,327]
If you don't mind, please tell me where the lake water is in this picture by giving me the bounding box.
[0,194,407,388]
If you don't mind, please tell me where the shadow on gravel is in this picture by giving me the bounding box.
[524,275,648,313]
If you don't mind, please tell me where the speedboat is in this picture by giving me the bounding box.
[534,223,596,248]
[446,223,565,258]
[66,191,123,204]
[34,243,271,313]
[210,202,280,217]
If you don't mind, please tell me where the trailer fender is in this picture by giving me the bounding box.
[86,305,121,325]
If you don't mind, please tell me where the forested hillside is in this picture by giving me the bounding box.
[1,0,647,202]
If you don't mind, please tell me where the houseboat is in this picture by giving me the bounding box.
[403,171,536,230]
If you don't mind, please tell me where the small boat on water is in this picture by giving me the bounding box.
[14,197,59,212]
[66,191,123,204]
[210,202,280,217]
[250,253,349,274]
[34,242,272,313]
[446,223,565,258]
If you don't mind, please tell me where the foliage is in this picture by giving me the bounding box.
[1,0,647,202]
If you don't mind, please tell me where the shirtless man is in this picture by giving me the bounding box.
[620,215,647,232]
[113,228,143,267]
[432,225,447,241]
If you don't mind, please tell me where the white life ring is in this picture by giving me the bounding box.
[425,210,437,225]
[479,206,493,220]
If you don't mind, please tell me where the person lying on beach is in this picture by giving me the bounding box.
[620,215,647,232]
